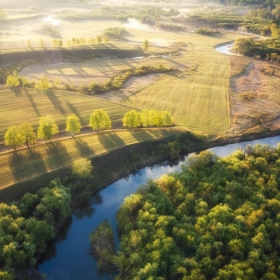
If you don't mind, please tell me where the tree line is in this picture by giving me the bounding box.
[4,109,173,149]
[115,144,280,279]
[123,109,173,128]
[6,64,173,94]
[233,37,280,59]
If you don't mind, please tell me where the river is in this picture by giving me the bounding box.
[215,43,235,55]
[37,135,280,279]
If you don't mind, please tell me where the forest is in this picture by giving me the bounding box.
[115,144,280,279]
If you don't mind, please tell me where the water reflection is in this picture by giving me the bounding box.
[38,135,280,279]
[74,200,95,220]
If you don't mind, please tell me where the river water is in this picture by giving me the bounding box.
[37,135,280,279]
[215,43,235,55]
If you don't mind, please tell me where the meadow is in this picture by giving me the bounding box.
[0,87,133,139]
[0,127,183,189]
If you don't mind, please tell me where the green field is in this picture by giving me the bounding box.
[0,127,184,189]
[0,87,134,140]
[123,50,231,133]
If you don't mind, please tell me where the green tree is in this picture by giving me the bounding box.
[37,115,59,141]
[35,76,50,90]
[4,126,24,150]
[66,114,81,136]
[89,109,112,131]
[72,158,93,179]
[123,110,141,128]
[39,38,44,48]
[96,35,102,44]
[142,39,150,50]
[104,36,110,43]
[0,8,5,18]
[161,111,173,126]
[6,75,20,87]
[27,40,32,48]
[19,122,36,147]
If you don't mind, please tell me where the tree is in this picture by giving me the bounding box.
[37,115,59,141]
[4,126,24,150]
[96,35,102,44]
[6,75,20,87]
[35,76,50,90]
[89,109,112,131]
[161,111,173,126]
[0,8,5,18]
[66,114,81,136]
[142,39,150,50]
[123,110,141,128]
[27,40,32,48]
[39,39,44,48]
[104,36,110,43]
[72,158,93,179]
[19,122,36,147]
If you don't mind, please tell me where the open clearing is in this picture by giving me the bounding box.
[228,56,280,134]
[123,49,232,133]
[0,87,134,140]
[0,127,184,189]
[19,54,176,85]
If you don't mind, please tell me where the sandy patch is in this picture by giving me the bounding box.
[229,60,280,134]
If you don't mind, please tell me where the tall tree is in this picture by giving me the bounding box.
[66,114,81,136]
[37,115,59,141]
[72,158,93,179]
[19,122,36,147]
[142,39,150,50]
[4,126,24,150]
[96,35,102,44]
[89,109,112,131]
[123,110,141,128]
[35,77,50,90]
[6,75,20,87]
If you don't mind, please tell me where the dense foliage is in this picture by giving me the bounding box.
[102,27,126,39]
[233,37,280,58]
[116,144,280,279]
[123,109,173,128]
[58,6,178,23]
[0,179,73,278]
[6,65,174,95]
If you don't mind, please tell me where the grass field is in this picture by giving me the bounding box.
[0,87,134,140]
[123,50,231,133]
[0,127,184,189]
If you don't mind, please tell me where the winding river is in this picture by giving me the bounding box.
[37,135,280,279]
[37,41,266,279]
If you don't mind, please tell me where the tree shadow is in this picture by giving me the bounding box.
[74,138,94,157]
[8,149,47,181]
[65,100,83,123]
[25,88,41,116]
[46,90,67,115]
[45,142,71,168]
[91,192,103,205]
[73,200,95,220]
[10,87,23,97]
[129,129,155,142]
[97,132,125,151]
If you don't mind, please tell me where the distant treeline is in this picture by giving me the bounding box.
[233,37,280,59]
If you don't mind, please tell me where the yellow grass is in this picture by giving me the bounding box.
[0,127,185,189]
[0,87,134,139]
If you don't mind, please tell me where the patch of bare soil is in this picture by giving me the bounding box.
[229,59,280,135]
[98,73,161,103]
